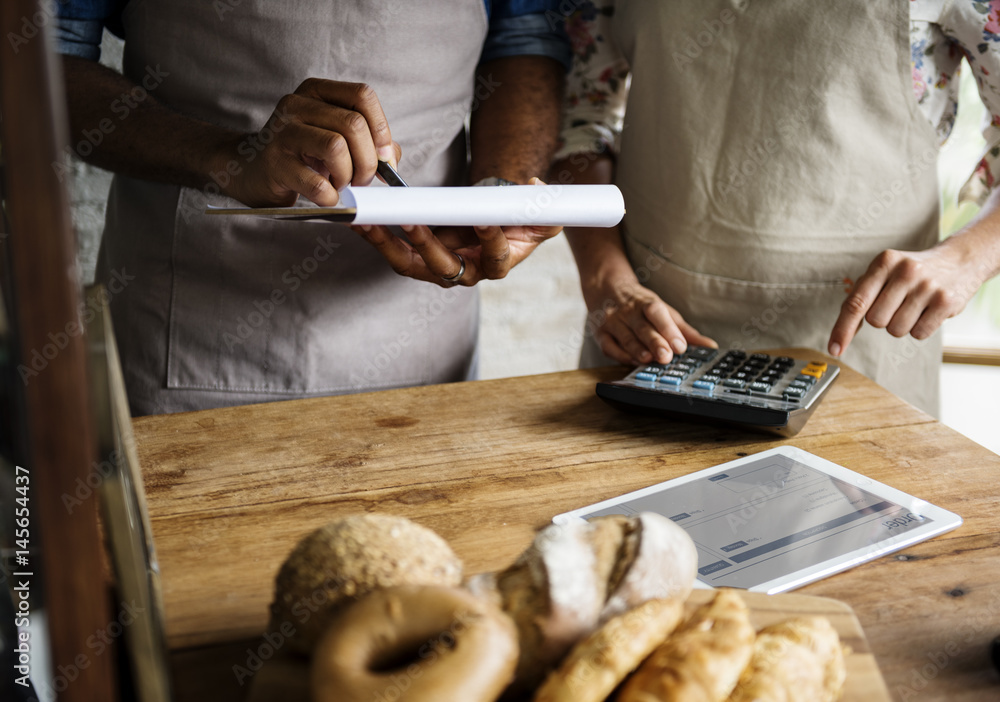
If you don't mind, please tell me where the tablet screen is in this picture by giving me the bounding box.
[556,448,961,592]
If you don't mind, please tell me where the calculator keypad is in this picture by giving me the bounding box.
[617,347,837,412]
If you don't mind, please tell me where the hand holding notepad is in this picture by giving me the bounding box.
[206,183,625,228]
[206,181,625,285]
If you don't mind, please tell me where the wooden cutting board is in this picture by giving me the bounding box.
[246,589,890,702]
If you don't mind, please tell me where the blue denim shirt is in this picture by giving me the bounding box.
[54,0,571,69]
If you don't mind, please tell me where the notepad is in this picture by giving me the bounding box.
[205,183,625,227]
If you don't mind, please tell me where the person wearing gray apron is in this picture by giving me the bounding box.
[56,1,569,415]
[556,0,1000,417]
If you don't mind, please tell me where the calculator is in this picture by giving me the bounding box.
[596,347,839,436]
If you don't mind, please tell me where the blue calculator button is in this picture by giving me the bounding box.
[658,375,682,386]
[693,379,716,391]
[634,371,658,382]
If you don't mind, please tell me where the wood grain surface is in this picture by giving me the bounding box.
[239,590,890,702]
[133,349,1000,701]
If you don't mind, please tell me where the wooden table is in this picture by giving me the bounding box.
[132,349,1000,701]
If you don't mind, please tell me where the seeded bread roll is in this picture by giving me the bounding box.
[268,514,463,655]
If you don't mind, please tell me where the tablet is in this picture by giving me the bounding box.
[553,446,962,594]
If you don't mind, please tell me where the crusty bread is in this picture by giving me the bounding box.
[618,588,756,702]
[494,519,606,694]
[725,616,846,702]
[532,597,685,702]
[595,512,698,621]
[486,513,699,696]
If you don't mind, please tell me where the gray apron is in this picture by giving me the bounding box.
[583,0,942,416]
[97,1,486,415]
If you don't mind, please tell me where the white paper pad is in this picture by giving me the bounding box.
[205,184,625,227]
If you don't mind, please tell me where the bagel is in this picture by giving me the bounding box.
[269,514,463,654]
[311,585,518,702]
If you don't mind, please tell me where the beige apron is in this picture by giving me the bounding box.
[583,0,942,416]
[97,1,486,415]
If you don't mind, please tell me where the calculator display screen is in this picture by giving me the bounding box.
[579,453,932,589]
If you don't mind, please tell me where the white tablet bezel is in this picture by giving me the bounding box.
[553,446,963,594]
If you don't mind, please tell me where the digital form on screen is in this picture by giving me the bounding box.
[561,448,961,593]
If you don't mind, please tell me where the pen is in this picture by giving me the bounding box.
[376,160,408,188]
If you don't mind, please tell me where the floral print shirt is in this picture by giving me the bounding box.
[558,0,1000,205]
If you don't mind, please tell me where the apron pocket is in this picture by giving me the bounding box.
[165,188,478,394]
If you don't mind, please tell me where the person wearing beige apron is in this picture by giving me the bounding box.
[56,1,569,415]
[555,0,1000,417]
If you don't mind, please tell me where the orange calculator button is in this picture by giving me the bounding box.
[801,362,827,378]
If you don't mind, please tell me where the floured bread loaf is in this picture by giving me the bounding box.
[479,512,698,694]
[593,512,698,620]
